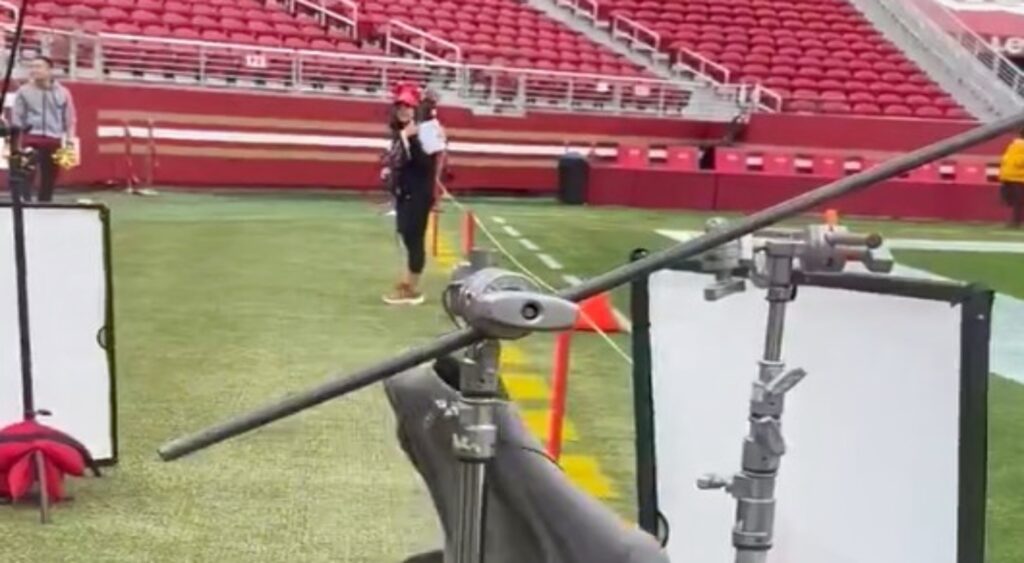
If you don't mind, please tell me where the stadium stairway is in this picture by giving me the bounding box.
[526,0,683,82]
[349,0,745,120]
[551,0,972,119]
[847,0,1024,121]
[528,0,765,116]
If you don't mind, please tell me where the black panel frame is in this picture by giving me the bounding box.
[0,202,118,465]
[630,252,991,563]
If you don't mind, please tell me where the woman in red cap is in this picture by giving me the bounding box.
[382,84,438,305]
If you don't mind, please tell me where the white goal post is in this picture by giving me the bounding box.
[630,253,990,563]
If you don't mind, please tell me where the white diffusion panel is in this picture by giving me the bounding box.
[0,206,114,461]
[648,269,961,563]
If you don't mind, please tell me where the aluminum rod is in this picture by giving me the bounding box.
[158,111,1024,462]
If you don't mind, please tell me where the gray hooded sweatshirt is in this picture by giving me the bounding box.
[12,81,76,139]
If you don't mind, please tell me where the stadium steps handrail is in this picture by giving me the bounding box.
[542,0,780,113]
[383,19,462,64]
[849,0,1024,121]
[290,0,359,40]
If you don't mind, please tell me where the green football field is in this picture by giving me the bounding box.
[1,191,1021,562]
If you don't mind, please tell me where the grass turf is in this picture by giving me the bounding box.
[1,191,1020,562]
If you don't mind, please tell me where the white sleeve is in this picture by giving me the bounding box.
[418,120,446,155]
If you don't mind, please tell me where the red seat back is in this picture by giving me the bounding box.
[715,148,745,173]
[816,155,844,178]
[954,161,988,185]
[762,152,794,175]
[902,162,940,182]
[617,144,648,168]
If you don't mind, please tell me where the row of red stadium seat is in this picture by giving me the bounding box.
[24,0,363,52]
[351,0,652,75]
[596,0,967,118]
[21,0,972,121]
[47,0,263,7]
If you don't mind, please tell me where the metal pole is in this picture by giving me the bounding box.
[158,111,1024,461]
[1,2,35,423]
[146,119,156,187]
[8,132,35,421]
[452,338,500,563]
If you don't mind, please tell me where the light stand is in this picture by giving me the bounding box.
[695,218,893,563]
[443,254,579,563]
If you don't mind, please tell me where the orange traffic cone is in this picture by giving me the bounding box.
[574,293,621,333]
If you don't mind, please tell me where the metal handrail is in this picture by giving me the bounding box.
[676,46,730,83]
[385,19,462,63]
[879,0,1024,110]
[559,0,601,23]
[293,0,358,38]
[674,47,783,112]
[751,85,784,114]
[0,0,16,18]
[612,14,660,51]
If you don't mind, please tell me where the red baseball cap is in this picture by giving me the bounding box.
[392,83,421,107]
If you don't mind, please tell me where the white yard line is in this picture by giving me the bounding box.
[537,253,564,270]
[563,274,583,286]
[502,226,522,238]
[884,238,1024,253]
[611,309,634,334]
[519,238,540,251]
[493,216,506,224]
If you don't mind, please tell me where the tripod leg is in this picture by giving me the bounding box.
[34,451,50,524]
[452,340,500,563]
[454,460,487,563]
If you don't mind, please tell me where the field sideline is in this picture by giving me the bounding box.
[0,190,1020,562]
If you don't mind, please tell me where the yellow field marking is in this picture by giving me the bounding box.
[561,455,619,500]
[499,344,529,368]
[521,409,578,442]
[501,371,550,401]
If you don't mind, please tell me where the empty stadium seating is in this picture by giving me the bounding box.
[27,0,359,51]
[350,0,650,76]
[596,0,971,119]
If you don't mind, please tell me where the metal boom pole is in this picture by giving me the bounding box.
[159,111,1024,462]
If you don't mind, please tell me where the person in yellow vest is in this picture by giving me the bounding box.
[1000,129,1024,228]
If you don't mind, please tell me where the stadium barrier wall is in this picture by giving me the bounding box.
[39,82,1015,219]
[587,166,1006,222]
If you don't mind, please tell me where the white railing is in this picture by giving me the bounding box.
[558,0,601,23]
[856,0,1024,116]
[385,20,462,64]
[750,85,784,114]
[676,47,730,83]
[461,63,700,116]
[292,0,358,39]
[611,14,660,52]
[905,0,1024,101]
[0,0,16,18]
[0,25,752,119]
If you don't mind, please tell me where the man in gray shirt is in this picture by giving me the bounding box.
[11,56,77,202]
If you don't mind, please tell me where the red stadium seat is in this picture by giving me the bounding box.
[954,161,988,184]
[883,104,913,116]
[853,102,882,115]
